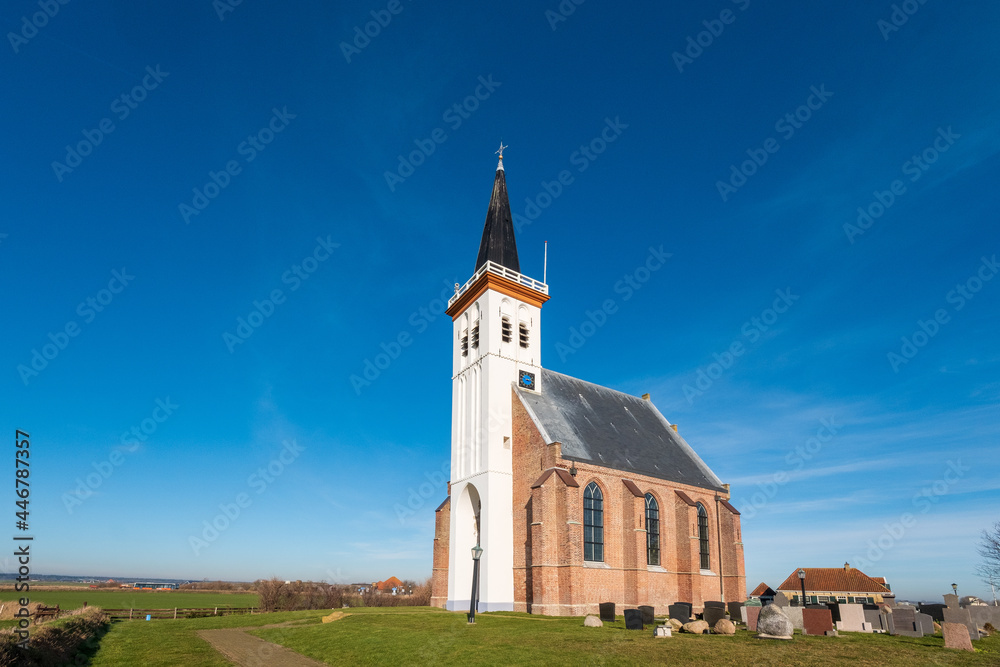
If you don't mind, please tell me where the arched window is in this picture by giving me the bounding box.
[697,503,710,570]
[645,493,659,566]
[584,482,604,562]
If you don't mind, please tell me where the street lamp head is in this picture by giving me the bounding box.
[798,569,806,580]
[952,583,958,593]
[472,544,484,561]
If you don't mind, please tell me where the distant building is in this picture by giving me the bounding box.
[750,582,776,605]
[775,563,893,605]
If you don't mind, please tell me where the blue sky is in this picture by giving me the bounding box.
[2,1,998,601]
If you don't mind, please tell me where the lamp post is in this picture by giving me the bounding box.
[468,544,483,624]
[952,582,958,600]
[798,569,807,607]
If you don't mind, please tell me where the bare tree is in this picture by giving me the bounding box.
[978,520,1000,603]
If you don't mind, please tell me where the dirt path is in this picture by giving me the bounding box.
[198,627,327,667]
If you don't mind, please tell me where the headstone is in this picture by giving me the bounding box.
[704,600,726,609]
[682,620,709,634]
[943,607,977,643]
[864,608,885,632]
[917,603,946,623]
[728,601,744,620]
[943,594,960,609]
[740,606,748,625]
[882,608,895,635]
[890,607,922,637]
[860,622,873,632]
[744,598,762,607]
[825,603,842,623]
[969,605,991,630]
[773,592,789,607]
[668,604,691,624]
[942,622,974,651]
[624,608,644,630]
[703,606,726,628]
[802,608,834,636]
[836,604,866,632]
[584,615,603,628]
[756,604,794,639]
[714,618,736,635]
[654,625,672,637]
[639,605,655,625]
[599,602,615,622]
[746,606,762,632]
[673,601,693,616]
[915,612,934,635]
[784,605,804,631]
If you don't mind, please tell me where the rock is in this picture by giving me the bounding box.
[714,619,736,635]
[584,615,603,628]
[757,604,794,638]
[683,620,710,634]
[668,618,683,631]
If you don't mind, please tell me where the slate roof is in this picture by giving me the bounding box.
[775,567,891,594]
[514,368,725,492]
[474,161,520,273]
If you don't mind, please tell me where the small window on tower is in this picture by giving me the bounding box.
[501,316,512,343]
[471,321,479,349]
[519,322,529,348]
[461,329,469,357]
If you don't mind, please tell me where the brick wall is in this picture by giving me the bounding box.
[430,497,450,609]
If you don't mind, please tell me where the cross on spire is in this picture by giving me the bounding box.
[495,142,508,171]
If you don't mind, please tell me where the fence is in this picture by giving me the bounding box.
[103,606,257,621]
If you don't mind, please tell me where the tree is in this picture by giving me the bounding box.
[977,520,1000,603]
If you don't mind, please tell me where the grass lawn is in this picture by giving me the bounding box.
[0,588,258,611]
[82,607,1000,666]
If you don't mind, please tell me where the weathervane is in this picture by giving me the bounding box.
[495,142,508,159]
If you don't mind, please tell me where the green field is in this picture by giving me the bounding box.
[81,607,1000,667]
[0,588,258,611]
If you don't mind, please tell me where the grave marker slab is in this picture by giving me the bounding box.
[802,608,834,635]
[890,607,922,637]
[624,608,644,630]
[599,602,615,622]
[836,603,866,632]
[773,592,789,607]
[943,594,959,609]
[728,601,743,620]
[785,606,804,631]
[746,606,761,632]
[704,600,726,609]
[917,603,945,622]
[943,622,974,651]
[667,604,690,625]
[639,605,655,626]
[943,607,977,643]
[703,606,726,628]
[915,612,934,635]
[825,602,842,623]
[863,609,884,632]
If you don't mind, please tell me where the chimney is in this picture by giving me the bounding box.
[641,393,650,401]
[671,424,678,433]
[844,562,850,570]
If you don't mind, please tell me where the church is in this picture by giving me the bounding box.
[430,148,746,616]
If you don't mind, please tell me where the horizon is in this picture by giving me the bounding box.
[3,2,998,603]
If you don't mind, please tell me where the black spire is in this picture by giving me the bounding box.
[474,148,520,273]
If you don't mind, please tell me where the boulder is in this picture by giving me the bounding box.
[683,620,710,635]
[757,604,794,638]
[584,615,603,628]
[714,618,736,635]
[668,618,683,632]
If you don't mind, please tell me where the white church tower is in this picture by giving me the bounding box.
[444,146,549,612]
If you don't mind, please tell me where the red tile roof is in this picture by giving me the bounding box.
[751,582,775,597]
[776,567,891,595]
[375,576,403,591]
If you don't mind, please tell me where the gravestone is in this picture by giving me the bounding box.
[653,625,672,637]
[882,608,895,635]
[836,603,866,632]
[756,604,793,638]
[673,601,693,616]
[825,602,842,623]
[746,606,762,632]
[943,594,960,609]
[918,603,945,622]
[915,612,935,635]
[668,604,691,624]
[624,608,644,630]
[639,605,655,626]
[943,622,974,651]
[802,607,834,635]
[703,606,726,628]
[740,606,748,624]
[599,602,615,622]
[773,592,789,607]
[704,600,726,609]
[863,608,884,632]
[728,601,744,621]
[969,605,991,630]
[784,605,804,631]
[943,607,977,643]
[744,598,762,606]
[890,607,922,637]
